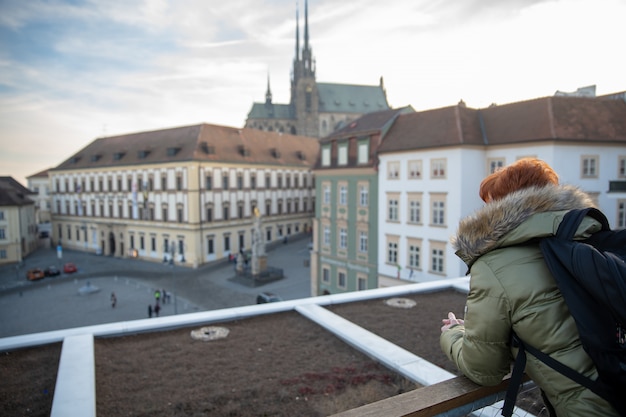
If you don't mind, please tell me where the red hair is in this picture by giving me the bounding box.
[479,158,559,202]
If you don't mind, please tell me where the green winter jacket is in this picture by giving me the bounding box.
[440,184,618,417]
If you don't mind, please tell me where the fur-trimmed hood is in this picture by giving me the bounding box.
[452,184,596,266]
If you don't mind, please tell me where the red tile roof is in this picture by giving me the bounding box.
[52,123,319,171]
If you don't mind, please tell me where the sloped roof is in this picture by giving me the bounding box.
[0,177,35,206]
[320,107,411,144]
[379,105,484,153]
[246,102,294,120]
[317,83,389,114]
[52,123,320,171]
[480,96,626,144]
[26,168,50,179]
[379,96,626,153]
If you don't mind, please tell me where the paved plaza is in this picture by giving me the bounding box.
[0,235,314,338]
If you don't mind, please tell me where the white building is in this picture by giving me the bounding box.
[377,95,626,285]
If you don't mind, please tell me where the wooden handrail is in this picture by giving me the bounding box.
[330,375,530,417]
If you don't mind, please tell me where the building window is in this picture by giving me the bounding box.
[237,175,243,190]
[408,194,422,224]
[176,175,183,191]
[0,228,5,239]
[277,174,283,189]
[323,184,331,204]
[618,200,626,228]
[223,204,229,220]
[431,242,446,274]
[488,158,505,174]
[338,144,348,166]
[162,205,168,222]
[339,184,347,206]
[359,184,368,207]
[387,161,400,179]
[323,225,331,246]
[161,174,167,190]
[359,231,368,253]
[286,174,291,188]
[408,160,422,179]
[581,155,599,178]
[0,250,6,259]
[265,201,271,216]
[207,236,214,255]
[337,270,347,289]
[408,242,421,269]
[387,240,398,264]
[238,202,244,219]
[205,175,212,190]
[177,205,184,223]
[357,276,367,291]
[339,228,347,249]
[321,146,331,167]
[224,235,230,252]
[151,236,156,252]
[265,174,271,189]
[250,174,256,190]
[387,196,399,222]
[619,157,626,178]
[222,175,229,190]
[431,158,447,178]
[206,206,213,222]
[277,200,283,215]
[322,267,330,284]
[357,141,369,165]
[431,194,446,226]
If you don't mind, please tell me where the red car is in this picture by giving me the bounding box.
[63,262,78,274]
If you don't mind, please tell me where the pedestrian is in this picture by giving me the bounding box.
[162,289,167,304]
[439,158,617,416]
[148,304,152,318]
[110,292,117,308]
[154,289,161,304]
[154,303,161,317]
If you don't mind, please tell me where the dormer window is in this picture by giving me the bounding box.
[200,142,215,154]
[166,147,180,157]
[90,154,101,162]
[271,148,281,158]
[71,156,82,164]
[296,151,306,161]
[238,145,250,157]
[113,152,125,161]
[137,150,150,159]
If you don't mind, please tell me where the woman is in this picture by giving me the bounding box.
[440,158,618,416]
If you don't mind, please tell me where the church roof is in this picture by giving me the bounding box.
[318,83,389,114]
[246,103,294,120]
[0,177,36,206]
[52,123,319,171]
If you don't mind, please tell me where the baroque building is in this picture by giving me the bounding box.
[0,177,37,264]
[50,124,318,268]
[245,0,390,139]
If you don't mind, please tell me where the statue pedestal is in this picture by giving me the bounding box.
[252,255,267,276]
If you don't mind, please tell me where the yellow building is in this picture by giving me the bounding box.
[0,177,38,264]
[50,123,319,268]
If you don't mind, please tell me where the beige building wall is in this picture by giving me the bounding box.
[0,204,38,265]
[50,160,315,268]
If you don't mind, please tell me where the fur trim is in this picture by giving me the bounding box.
[451,184,595,263]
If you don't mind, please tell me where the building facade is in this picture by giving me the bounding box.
[310,108,410,295]
[376,95,626,286]
[50,124,319,268]
[244,0,390,139]
[27,168,52,224]
[0,177,38,265]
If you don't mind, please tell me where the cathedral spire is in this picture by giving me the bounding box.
[265,73,272,104]
[295,1,300,62]
[304,0,309,52]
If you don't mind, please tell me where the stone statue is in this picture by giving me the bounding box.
[251,207,267,275]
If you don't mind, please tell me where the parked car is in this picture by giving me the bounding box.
[63,262,78,274]
[256,292,283,304]
[44,266,60,277]
[27,268,45,281]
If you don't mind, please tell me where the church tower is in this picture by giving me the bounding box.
[290,0,319,137]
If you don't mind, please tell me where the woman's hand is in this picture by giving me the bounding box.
[441,312,464,333]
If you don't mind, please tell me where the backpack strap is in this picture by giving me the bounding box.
[556,208,610,240]
[503,331,610,417]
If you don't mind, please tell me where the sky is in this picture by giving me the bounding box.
[1,0,625,186]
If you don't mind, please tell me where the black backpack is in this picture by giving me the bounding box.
[502,208,626,417]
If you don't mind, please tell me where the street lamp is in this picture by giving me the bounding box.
[169,242,178,315]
